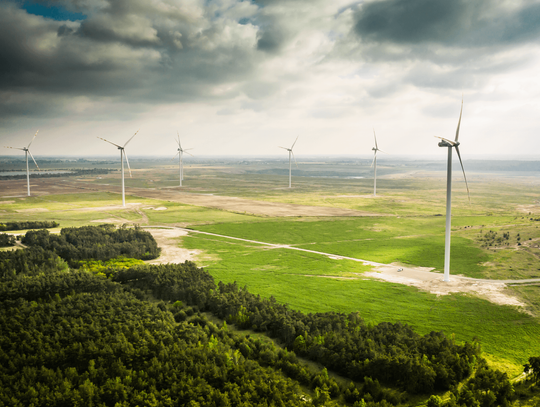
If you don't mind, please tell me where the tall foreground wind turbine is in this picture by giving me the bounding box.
[371,130,385,196]
[436,100,470,282]
[4,131,40,196]
[279,136,299,188]
[172,132,193,187]
[97,131,139,207]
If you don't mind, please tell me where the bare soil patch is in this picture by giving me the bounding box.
[365,264,525,308]
[517,204,540,215]
[145,228,200,264]
[90,218,124,224]
[15,208,49,213]
[0,179,96,197]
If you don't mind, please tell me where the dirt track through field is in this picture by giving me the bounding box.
[144,226,539,309]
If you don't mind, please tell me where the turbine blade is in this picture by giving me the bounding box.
[371,152,376,168]
[4,146,25,150]
[123,130,139,148]
[27,130,39,149]
[97,137,122,148]
[278,146,288,150]
[28,150,40,171]
[185,151,194,157]
[435,136,457,146]
[124,151,132,178]
[455,98,463,142]
[455,146,470,203]
[171,152,179,161]
[291,135,299,150]
[373,129,378,150]
[292,150,298,168]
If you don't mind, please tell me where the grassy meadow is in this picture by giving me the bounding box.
[1,158,540,377]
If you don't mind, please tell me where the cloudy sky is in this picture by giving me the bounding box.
[1,0,540,157]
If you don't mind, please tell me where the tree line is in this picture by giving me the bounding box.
[0,221,59,231]
[0,168,110,180]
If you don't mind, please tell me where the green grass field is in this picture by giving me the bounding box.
[191,217,512,275]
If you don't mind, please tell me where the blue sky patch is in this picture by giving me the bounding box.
[22,1,87,21]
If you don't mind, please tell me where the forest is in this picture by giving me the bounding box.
[22,224,160,266]
[0,224,538,406]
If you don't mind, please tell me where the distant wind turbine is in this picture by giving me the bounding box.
[435,99,470,282]
[4,130,40,196]
[371,130,386,196]
[279,136,299,188]
[172,132,193,187]
[97,130,139,207]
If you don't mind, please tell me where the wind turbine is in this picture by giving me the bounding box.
[371,130,385,196]
[279,136,299,188]
[172,132,193,187]
[97,131,139,207]
[4,130,40,196]
[435,99,470,282]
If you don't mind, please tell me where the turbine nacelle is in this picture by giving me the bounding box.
[437,138,460,148]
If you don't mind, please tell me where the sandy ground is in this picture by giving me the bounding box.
[90,218,125,223]
[365,264,526,308]
[145,228,200,264]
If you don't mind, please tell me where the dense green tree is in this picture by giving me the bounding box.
[0,233,16,247]
[524,356,540,384]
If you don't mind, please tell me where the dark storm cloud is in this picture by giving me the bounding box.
[339,0,540,93]
[0,0,268,123]
[257,27,286,52]
[353,0,540,47]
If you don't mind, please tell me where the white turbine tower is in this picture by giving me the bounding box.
[172,132,193,187]
[371,130,385,196]
[97,130,139,207]
[435,99,470,282]
[4,130,40,196]
[279,136,299,188]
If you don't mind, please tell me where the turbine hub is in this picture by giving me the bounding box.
[438,140,453,148]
